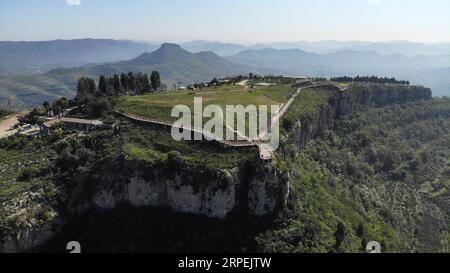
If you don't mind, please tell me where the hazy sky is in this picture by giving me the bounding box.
[0,0,449,43]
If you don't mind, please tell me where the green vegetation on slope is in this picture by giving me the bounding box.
[281,87,334,132]
[257,98,450,253]
[34,98,450,253]
[0,116,257,238]
[0,136,60,237]
[120,119,257,170]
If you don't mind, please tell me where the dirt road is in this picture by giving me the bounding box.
[0,114,19,139]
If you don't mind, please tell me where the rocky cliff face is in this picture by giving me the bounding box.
[337,84,432,115]
[1,157,287,252]
[0,227,54,253]
[248,163,290,216]
[0,191,59,253]
[93,167,238,219]
[93,159,288,219]
[288,106,336,150]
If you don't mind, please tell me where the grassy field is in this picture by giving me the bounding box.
[118,84,295,122]
[117,84,296,139]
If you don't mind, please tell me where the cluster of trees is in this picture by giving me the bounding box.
[76,71,161,103]
[73,71,162,117]
[43,98,70,115]
[331,76,410,85]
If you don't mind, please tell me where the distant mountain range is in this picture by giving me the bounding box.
[406,67,450,97]
[51,43,254,85]
[249,41,450,56]
[226,48,450,96]
[0,43,255,108]
[181,40,450,57]
[0,39,158,75]
[2,39,449,75]
[181,40,247,56]
[1,39,450,109]
[227,47,450,75]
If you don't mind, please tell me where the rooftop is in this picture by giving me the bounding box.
[42,119,60,128]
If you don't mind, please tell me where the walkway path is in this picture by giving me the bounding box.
[115,111,257,148]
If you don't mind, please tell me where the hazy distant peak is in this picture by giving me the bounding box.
[195,51,220,57]
[160,43,183,49]
[126,43,226,66]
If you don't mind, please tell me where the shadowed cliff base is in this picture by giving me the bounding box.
[34,205,274,253]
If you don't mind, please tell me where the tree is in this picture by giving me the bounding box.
[98,75,109,96]
[88,97,112,117]
[113,74,121,94]
[209,78,219,86]
[330,75,409,85]
[150,70,161,91]
[49,99,64,116]
[334,222,346,250]
[57,97,70,109]
[135,72,145,94]
[51,101,61,116]
[143,73,151,92]
[128,72,136,92]
[76,77,97,105]
[120,73,128,93]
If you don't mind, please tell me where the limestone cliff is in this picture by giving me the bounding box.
[0,191,59,253]
[248,162,290,216]
[92,159,287,219]
[337,84,432,115]
[93,165,238,219]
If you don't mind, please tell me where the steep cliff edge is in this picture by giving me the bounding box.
[93,159,289,218]
[337,84,432,115]
[284,84,432,152]
[93,161,239,219]
[0,83,433,252]
[91,84,431,221]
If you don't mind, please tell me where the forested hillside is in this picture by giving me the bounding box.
[258,98,450,252]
